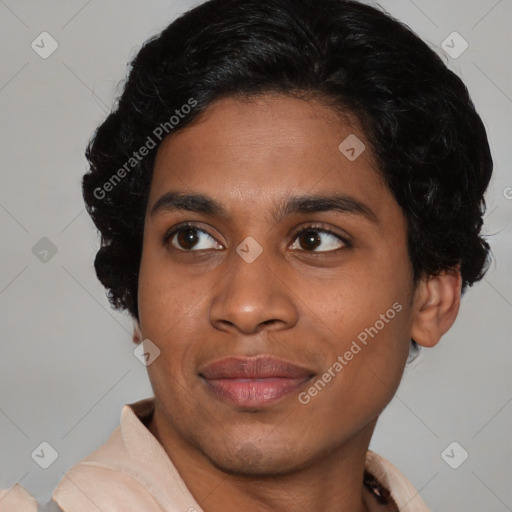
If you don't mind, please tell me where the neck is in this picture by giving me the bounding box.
[148,408,381,512]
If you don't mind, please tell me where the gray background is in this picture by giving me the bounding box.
[0,0,510,510]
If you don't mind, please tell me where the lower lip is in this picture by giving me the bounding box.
[202,377,312,408]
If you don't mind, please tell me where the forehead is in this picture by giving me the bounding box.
[148,94,395,223]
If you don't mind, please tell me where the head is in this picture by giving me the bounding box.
[83,0,492,475]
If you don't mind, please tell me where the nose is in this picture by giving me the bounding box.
[209,247,299,335]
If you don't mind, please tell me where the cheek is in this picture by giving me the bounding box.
[137,251,218,382]
[305,259,410,333]
[138,232,218,304]
[138,266,201,386]
[312,312,410,424]
[308,267,412,401]
[137,252,197,339]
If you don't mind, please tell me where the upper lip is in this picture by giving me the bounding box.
[199,355,314,380]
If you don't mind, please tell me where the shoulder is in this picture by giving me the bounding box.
[0,483,38,512]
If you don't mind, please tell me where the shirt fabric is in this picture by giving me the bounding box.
[1,397,431,511]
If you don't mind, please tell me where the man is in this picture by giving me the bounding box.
[1,0,492,510]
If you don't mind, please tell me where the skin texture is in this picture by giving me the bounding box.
[136,94,461,512]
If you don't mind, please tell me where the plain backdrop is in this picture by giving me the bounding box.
[0,0,511,510]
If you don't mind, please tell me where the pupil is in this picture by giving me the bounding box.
[178,229,198,249]
[301,230,320,250]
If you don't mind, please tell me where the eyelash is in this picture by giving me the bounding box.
[162,222,352,252]
[292,225,352,251]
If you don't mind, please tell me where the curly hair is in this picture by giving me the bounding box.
[82,0,493,321]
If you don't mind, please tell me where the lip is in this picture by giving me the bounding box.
[199,356,314,407]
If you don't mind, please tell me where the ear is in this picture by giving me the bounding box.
[410,267,462,348]
[132,320,142,344]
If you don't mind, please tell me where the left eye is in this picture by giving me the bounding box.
[289,228,347,252]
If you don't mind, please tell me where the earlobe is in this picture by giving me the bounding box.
[132,320,143,344]
[410,267,462,348]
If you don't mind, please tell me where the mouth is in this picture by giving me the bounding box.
[198,355,315,408]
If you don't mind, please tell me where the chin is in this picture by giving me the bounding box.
[201,438,309,477]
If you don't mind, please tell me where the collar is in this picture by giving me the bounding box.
[51,397,430,512]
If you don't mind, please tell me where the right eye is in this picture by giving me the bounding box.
[164,223,224,251]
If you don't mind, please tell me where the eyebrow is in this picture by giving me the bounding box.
[149,191,378,224]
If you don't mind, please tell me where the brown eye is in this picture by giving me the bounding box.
[165,225,223,251]
[176,228,200,250]
[297,230,322,250]
[290,227,348,252]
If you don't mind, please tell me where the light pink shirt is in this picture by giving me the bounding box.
[1,398,431,511]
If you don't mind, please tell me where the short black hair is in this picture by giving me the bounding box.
[83,0,493,321]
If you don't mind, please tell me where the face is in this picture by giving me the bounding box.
[137,94,416,475]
